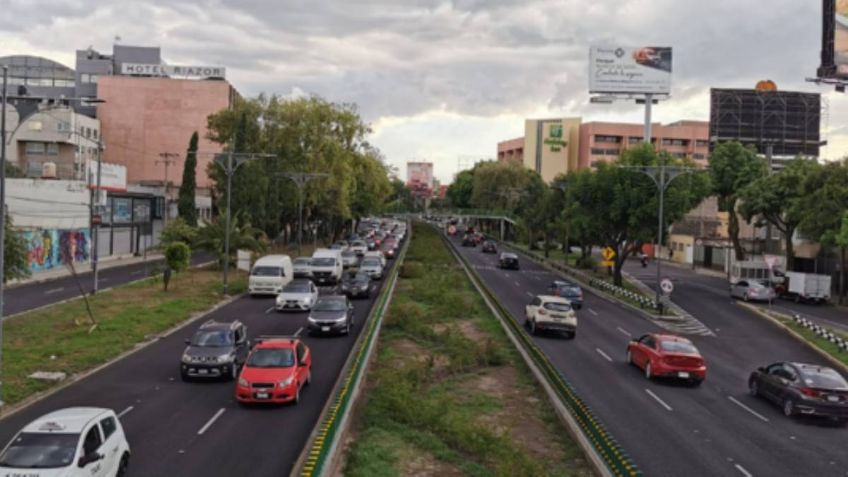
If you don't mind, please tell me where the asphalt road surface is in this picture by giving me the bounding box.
[5,252,215,317]
[449,235,848,477]
[0,254,399,476]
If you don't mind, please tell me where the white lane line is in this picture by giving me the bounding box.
[526,292,534,298]
[515,281,521,287]
[504,273,511,278]
[197,408,226,435]
[734,463,753,477]
[117,406,134,418]
[45,287,64,295]
[130,270,144,276]
[294,326,303,337]
[595,348,613,362]
[100,278,110,282]
[588,308,598,316]
[264,306,275,314]
[617,326,631,337]
[728,396,770,423]
[645,389,673,411]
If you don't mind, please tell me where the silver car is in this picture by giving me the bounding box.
[276,279,319,311]
[731,279,776,302]
[293,256,312,279]
[341,250,359,268]
[359,257,383,280]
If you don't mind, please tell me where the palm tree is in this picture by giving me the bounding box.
[195,209,267,267]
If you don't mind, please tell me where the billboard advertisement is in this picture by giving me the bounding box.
[86,161,128,192]
[406,162,434,189]
[835,0,848,76]
[589,46,672,94]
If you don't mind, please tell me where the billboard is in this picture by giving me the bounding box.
[86,161,127,192]
[406,162,434,189]
[835,0,848,76]
[589,46,672,94]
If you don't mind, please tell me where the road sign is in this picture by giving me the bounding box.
[695,238,703,246]
[601,260,615,267]
[764,255,779,270]
[601,247,616,261]
[660,278,674,295]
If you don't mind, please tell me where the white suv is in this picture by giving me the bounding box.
[0,407,131,476]
[525,295,577,338]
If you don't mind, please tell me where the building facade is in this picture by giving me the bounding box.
[523,117,582,183]
[578,121,709,169]
[497,137,524,163]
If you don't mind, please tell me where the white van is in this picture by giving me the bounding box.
[249,255,294,296]
[364,250,387,268]
[311,248,344,285]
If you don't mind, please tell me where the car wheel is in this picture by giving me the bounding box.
[293,385,301,405]
[567,330,576,339]
[117,452,130,477]
[645,362,653,380]
[783,398,795,417]
[229,363,238,381]
[345,322,351,335]
[749,380,759,397]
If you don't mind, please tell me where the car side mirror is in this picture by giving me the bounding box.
[757,366,766,373]
[78,452,102,468]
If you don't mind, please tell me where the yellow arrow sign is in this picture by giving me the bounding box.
[602,247,616,261]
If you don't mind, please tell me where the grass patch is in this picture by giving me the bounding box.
[2,267,246,405]
[344,224,591,477]
[774,315,848,369]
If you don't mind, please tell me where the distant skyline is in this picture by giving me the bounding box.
[3,1,846,184]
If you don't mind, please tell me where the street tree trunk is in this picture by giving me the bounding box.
[784,230,795,272]
[840,246,846,305]
[728,208,746,261]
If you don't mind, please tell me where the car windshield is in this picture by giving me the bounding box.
[659,340,699,354]
[283,282,311,293]
[251,266,280,277]
[0,432,79,469]
[294,258,311,266]
[543,302,572,312]
[751,281,770,289]
[361,259,381,267]
[312,258,336,267]
[314,299,347,312]
[191,330,233,347]
[342,251,356,257]
[800,368,848,389]
[353,241,366,247]
[247,348,295,368]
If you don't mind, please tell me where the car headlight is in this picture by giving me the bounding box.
[218,353,235,363]
[181,353,192,363]
[308,316,317,323]
[238,377,249,387]
[335,315,348,323]
[278,377,294,388]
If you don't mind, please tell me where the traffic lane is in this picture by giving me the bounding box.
[5,252,215,317]
[454,239,848,476]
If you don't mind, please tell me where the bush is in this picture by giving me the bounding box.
[160,218,198,248]
[165,242,191,273]
[576,254,596,269]
[399,261,424,279]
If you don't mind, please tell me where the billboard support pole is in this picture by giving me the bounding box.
[643,93,654,147]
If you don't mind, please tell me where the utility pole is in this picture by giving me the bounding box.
[0,65,8,408]
[278,172,329,256]
[554,182,569,266]
[156,152,180,226]
[92,140,103,294]
[214,149,275,294]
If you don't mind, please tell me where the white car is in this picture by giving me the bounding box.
[276,279,319,311]
[292,257,312,279]
[363,250,387,268]
[341,250,359,268]
[0,407,131,477]
[350,240,368,256]
[359,257,384,280]
[525,295,577,339]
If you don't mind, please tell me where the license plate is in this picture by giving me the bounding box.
[827,395,839,402]
[322,326,330,332]
[256,392,269,399]
[678,372,690,378]
[198,369,208,375]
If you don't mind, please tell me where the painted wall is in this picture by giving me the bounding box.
[21,229,91,273]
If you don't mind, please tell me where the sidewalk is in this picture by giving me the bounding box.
[9,253,165,289]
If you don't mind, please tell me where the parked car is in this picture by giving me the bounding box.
[341,271,372,299]
[627,333,706,386]
[341,250,360,268]
[481,240,497,254]
[248,255,294,296]
[547,280,584,309]
[0,407,131,476]
[275,279,319,312]
[292,256,313,280]
[462,234,477,247]
[236,337,311,405]
[359,257,384,280]
[499,252,520,270]
[524,295,577,338]
[749,362,848,424]
[730,279,776,302]
[308,296,356,335]
[181,320,249,381]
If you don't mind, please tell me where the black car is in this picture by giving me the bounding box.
[481,240,497,254]
[499,252,520,270]
[462,234,477,247]
[181,320,248,381]
[547,280,584,309]
[341,271,372,299]
[749,362,848,424]
[308,296,356,335]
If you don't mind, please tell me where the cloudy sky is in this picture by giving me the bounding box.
[2,0,845,183]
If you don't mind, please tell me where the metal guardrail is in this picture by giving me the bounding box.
[440,230,642,477]
[294,224,411,477]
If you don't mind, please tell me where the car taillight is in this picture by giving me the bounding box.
[799,388,822,398]
[538,309,547,315]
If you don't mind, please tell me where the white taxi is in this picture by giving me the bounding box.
[525,295,578,339]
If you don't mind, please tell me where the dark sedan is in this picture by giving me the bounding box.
[499,252,520,270]
[481,240,497,254]
[307,296,355,335]
[462,234,477,247]
[547,280,583,309]
[341,271,372,299]
[749,362,848,424]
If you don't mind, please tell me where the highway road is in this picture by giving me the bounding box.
[448,234,848,477]
[5,252,214,317]
[0,255,398,476]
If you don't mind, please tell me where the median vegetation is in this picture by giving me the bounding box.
[343,223,590,476]
[2,267,245,406]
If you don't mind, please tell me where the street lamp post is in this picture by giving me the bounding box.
[277,172,329,256]
[0,66,8,408]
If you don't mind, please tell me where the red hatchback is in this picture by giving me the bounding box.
[236,337,312,405]
[627,333,706,386]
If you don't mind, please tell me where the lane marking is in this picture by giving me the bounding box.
[130,270,144,276]
[117,406,134,418]
[617,327,631,337]
[515,281,521,287]
[99,278,110,282]
[728,396,769,423]
[264,306,275,314]
[595,348,613,362]
[734,463,753,477]
[45,287,64,295]
[197,408,226,435]
[504,273,511,278]
[588,308,598,316]
[645,389,673,411]
[294,326,303,337]
[526,292,534,298]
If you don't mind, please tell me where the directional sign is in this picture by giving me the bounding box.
[601,247,616,261]
[660,278,674,295]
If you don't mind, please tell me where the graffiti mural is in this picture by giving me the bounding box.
[21,229,91,273]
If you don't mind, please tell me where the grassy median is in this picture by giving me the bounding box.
[343,224,591,477]
[2,267,246,406]
[773,314,848,369]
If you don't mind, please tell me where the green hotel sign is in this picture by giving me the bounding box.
[544,124,567,151]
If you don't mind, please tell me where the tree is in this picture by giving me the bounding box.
[447,169,474,208]
[160,217,198,248]
[195,209,267,267]
[164,242,191,291]
[739,159,820,271]
[708,141,767,260]
[3,213,30,283]
[470,161,526,212]
[4,161,23,178]
[178,132,199,226]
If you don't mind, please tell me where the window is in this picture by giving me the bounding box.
[662,138,689,146]
[46,143,59,156]
[100,417,117,440]
[84,127,91,138]
[82,426,102,456]
[629,136,644,144]
[594,135,622,144]
[672,152,687,159]
[93,129,98,140]
[80,73,90,83]
[234,327,244,344]
[57,121,68,132]
[640,335,656,349]
[88,74,98,84]
[696,140,709,148]
[590,148,606,155]
[605,149,619,156]
[296,343,306,364]
[25,142,45,156]
[693,153,706,160]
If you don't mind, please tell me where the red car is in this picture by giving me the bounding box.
[236,337,312,405]
[626,333,706,386]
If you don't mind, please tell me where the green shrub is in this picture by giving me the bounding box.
[165,241,191,273]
